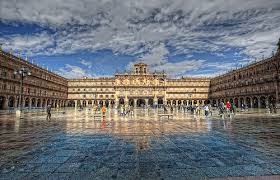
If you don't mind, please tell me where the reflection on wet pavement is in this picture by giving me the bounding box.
[0,108,280,180]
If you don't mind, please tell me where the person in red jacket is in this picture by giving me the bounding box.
[226,101,231,115]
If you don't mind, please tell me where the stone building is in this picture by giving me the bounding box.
[209,39,280,108]
[0,49,68,110]
[1,38,279,110]
[67,63,210,108]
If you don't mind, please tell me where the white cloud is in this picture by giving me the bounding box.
[0,0,280,77]
[56,64,94,78]
[79,59,92,68]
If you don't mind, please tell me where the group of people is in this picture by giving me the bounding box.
[218,101,237,117]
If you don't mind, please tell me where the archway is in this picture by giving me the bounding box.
[8,96,15,108]
[119,98,125,105]
[110,100,115,107]
[158,98,163,105]
[167,100,171,105]
[193,100,197,105]
[148,98,153,106]
[82,100,86,107]
[268,96,276,105]
[31,98,36,108]
[234,98,238,107]
[172,100,176,105]
[105,100,109,107]
[88,100,92,106]
[99,100,103,107]
[137,99,145,107]
[178,100,182,106]
[68,100,75,107]
[25,98,29,108]
[260,96,266,108]
[245,97,251,108]
[37,99,41,107]
[129,99,134,107]
[252,97,258,108]
[0,96,6,110]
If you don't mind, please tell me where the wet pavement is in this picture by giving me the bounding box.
[0,108,280,180]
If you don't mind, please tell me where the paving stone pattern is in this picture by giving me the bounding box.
[0,109,279,180]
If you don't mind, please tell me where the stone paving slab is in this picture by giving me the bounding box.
[0,108,279,180]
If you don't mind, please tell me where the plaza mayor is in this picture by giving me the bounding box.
[0,0,280,180]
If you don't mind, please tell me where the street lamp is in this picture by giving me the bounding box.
[14,67,31,116]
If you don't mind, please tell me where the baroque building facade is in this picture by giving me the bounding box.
[67,63,210,108]
[209,39,280,108]
[0,49,68,110]
[1,39,279,110]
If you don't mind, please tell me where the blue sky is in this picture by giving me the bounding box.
[0,0,280,78]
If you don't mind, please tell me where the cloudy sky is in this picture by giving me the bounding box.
[0,0,280,78]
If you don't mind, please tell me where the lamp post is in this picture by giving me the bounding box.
[14,67,31,117]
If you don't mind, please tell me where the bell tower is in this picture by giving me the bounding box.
[134,63,149,75]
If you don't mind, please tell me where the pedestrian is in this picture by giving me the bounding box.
[204,104,209,117]
[226,101,231,116]
[232,103,237,115]
[102,105,107,117]
[46,104,51,120]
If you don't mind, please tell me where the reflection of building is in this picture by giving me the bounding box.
[0,49,68,110]
[67,63,210,108]
[1,38,279,110]
[209,39,280,108]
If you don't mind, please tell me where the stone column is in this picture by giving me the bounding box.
[134,99,137,107]
[74,100,78,109]
[250,97,253,108]
[153,97,158,106]
[187,100,189,106]
[238,98,241,108]
[145,99,149,107]
[3,96,8,110]
[257,97,261,109]
[29,99,32,109]
[175,100,178,106]
[40,99,43,108]
[191,100,194,105]
[86,100,89,107]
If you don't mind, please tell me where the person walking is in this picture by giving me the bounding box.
[102,105,107,117]
[232,103,237,115]
[204,104,209,117]
[46,104,52,120]
[226,101,231,116]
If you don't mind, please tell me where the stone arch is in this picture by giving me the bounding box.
[8,96,15,108]
[82,100,86,107]
[37,99,41,107]
[148,98,153,106]
[129,99,134,107]
[119,98,125,105]
[193,100,197,105]
[178,100,182,105]
[105,99,109,107]
[183,100,187,105]
[88,100,92,105]
[25,97,30,108]
[68,100,75,107]
[136,99,146,107]
[46,99,50,106]
[167,100,171,105]
[172,100,176,105]
[245,97,251,108]
[252,97,258,108]
[158,98,164,105]
[31,98,36,108]
[268,95,276,105]
[260,96,266,108]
